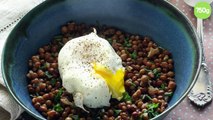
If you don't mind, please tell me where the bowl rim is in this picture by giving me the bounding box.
[1,0,202,120]
[156,1,201,119]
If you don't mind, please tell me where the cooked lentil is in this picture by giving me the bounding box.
[27,22,176,120]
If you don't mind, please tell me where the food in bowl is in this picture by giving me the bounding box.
[26,22,176,120]
[58,29,125,110]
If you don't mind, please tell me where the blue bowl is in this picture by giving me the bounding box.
[1,0,201,119]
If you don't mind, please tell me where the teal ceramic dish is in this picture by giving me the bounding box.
[1,0,201,120]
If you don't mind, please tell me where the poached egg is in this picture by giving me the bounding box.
[58,29,125,110]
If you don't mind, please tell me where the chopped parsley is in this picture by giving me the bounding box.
[160,83,166,90]
[58,42,64,47]
[53,103,63,112]
[72,115,80,120]
[144,68,161,79]
[45,71,53,78]
[159,46,165,50]
[122,92,132,102]
[130,51,137,60]
[141,94,152,101]
[144,68,152,72]
[164,92,173,97]
[50,78,57,86]
[153,68,158,75]
[153,68,161,79]
[114,109,122,116]
[146,103,159,118]
[40,62,49,70]
[53,35,63,41]
[130,82,136,87]
[124,38,131,47]
[35,92,39,96]
[54,88,64,102]
[108,38,113,44]
[147,103,159,109]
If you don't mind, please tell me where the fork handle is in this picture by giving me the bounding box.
[197,18,206,62]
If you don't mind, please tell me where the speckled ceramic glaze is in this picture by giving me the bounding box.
[1,0,201,120]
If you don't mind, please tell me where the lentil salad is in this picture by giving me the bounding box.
[27,22,176,120]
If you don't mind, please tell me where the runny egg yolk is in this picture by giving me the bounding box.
[92,63,125,100]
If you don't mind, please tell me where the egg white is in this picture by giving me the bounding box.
[58,31,124,108]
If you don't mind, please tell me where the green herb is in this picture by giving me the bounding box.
[40,62,49,70]
[141,94,152,101]
[144,68,152,72]
[93,109,104,119]
[153,68,161,79]
[147,103,159,118]
[50,78,57,86]
[155,73,161,79]
[30,94,34,98]
[122,92,132,102]
[147,103,159,109]
[148,111,159,118]
[72,115,80,120]
[164,92,173,97]
[32,81,39,87]
[160,83,166,90]
[53,35,63,40]
[53,103,63,112]
[130,51,137,60]
[151,60,155,64]
[54,88,64,102]
[130,82,136,87]
[40,65,46,70]
[124,38,131,47]
[159,46,165,50]
[45,71,53,78]
[153,69,158,75]
[51,53,56,57]
[58,42,64,47]
[108,38,113,44]
[126,44,131,47]
[35,92,39,96]
[114,109,122,116]
[144,68,161,79]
